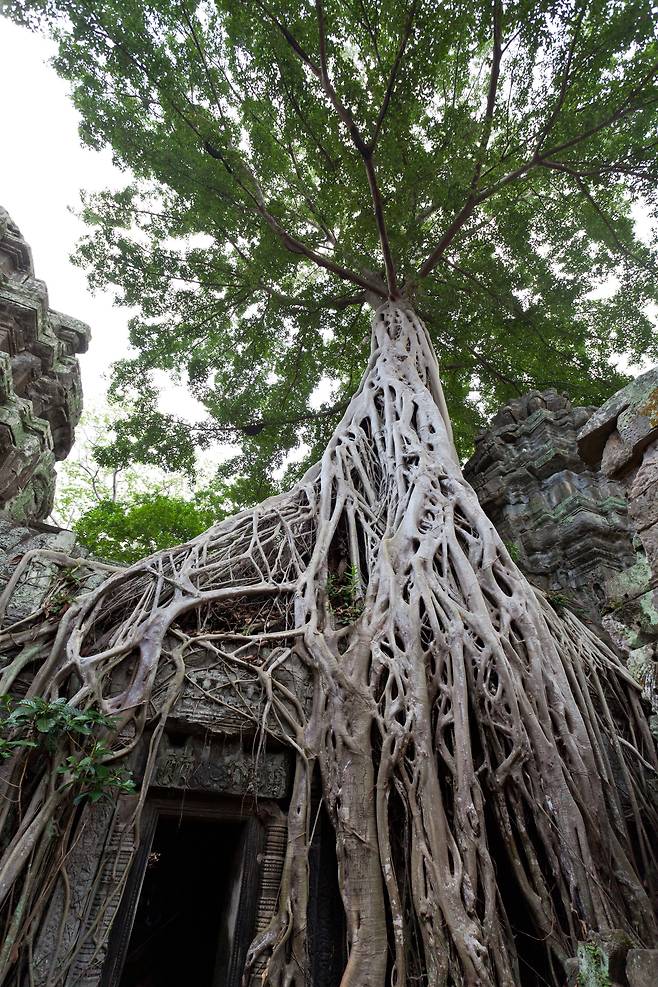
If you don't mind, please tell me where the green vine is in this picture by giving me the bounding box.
[546,590,586,617]
[504,540,522,563]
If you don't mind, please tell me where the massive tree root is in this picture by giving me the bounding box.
[1,302,657,987]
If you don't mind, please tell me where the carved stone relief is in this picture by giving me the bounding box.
[463,388,636,620]
[162,647,314,740]
[32,795,139,987]
[149,733,292,800]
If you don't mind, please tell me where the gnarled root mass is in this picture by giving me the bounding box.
[1,302,656,987]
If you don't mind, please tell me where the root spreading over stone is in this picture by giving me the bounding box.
[0,302,656,986]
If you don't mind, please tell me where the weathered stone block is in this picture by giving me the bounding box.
[165,648,314,739]
[626,948,658,987]
[151,733,293,798]
[578,366,658,475]
[629,489,658,534]
[563,956,580,986]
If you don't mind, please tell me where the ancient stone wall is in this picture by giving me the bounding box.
[578,366,658,725]
[463,380,658,728]
[0,206,89,525]
[462,388,636,621]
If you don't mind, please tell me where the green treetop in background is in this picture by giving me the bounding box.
[54,408,235,563]
[7,0,658,502]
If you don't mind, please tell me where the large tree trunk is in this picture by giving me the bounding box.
[1,302,656,987]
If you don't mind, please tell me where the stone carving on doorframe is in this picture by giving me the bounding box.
[31,786,291,987]
[31,794,140,987]
[149,733,292,799]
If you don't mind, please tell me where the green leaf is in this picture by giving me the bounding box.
[5,0,657,495]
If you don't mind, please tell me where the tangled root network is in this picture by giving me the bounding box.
[1,302,657,987]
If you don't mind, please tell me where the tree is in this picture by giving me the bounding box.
[1,3,657,986]
[54,408,234,563]
[9,0,658,495]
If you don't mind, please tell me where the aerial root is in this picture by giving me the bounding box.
[0,302,656,987]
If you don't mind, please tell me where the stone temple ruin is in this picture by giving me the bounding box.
[0,207,91,627]
[0,208,656,987]
[0,207,88,526]
[0,209,344,987]
[463,378,658,726]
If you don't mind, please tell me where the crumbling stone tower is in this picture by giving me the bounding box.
[0,206,89,525]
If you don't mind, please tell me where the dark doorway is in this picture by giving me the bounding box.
[118,816,244,987]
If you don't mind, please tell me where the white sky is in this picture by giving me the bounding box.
[0,19,132,407]
[0,18,291,488]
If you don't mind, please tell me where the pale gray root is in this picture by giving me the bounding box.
[0,302,656,987]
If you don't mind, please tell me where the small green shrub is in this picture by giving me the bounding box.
[327,565,363,624]
[0,696,135,804]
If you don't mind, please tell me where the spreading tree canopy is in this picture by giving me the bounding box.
[8,0,658,494]
[1,5,658,987]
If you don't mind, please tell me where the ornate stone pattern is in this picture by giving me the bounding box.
[247,810,289,987]
[0,207,89,524]
[150,733,292,798]
[164,648,314,739]
[463,389,636,619]
[64,797,139,987]
[31,795,138,987]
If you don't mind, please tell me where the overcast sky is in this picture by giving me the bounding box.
[0,18,134,407]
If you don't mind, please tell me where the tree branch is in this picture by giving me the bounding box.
[471,0,503,190]
[170,401,351,439]
[85,4,384,301]
[256,0,400,297]
[419,306,523,393]
[417,0,502,279]
[571,175,657,273]
[203,141,385,296]
[369,3,418,151]
[259,285,366,311]
[313,0,400,297]
[417,23,658,281]
[417,199,481,279]
[534,3,586,152]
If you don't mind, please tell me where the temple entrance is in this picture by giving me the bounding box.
[102,798,266,987]
[118,816,244,987]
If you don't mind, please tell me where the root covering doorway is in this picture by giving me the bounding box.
[103,799,265,987]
